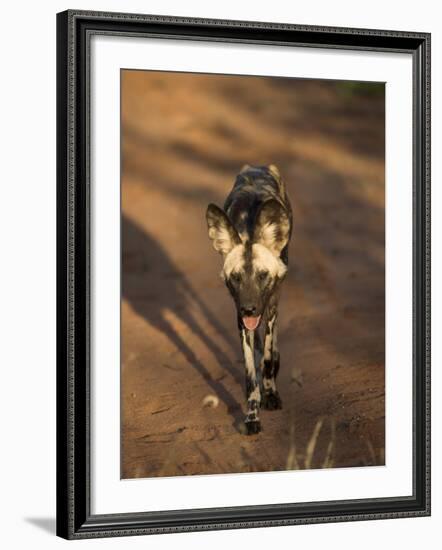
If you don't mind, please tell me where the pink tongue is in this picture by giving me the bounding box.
[242,316,261,331]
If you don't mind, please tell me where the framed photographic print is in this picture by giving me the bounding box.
[56,10,431,539]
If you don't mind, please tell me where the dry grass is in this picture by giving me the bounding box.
[286,416,337,470]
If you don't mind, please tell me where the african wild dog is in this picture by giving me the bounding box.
[206,164,292,435]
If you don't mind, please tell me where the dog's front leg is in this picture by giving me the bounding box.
[239,322,261,435]
[261,313,283,410]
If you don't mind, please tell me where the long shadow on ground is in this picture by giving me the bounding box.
[122,214,244,428]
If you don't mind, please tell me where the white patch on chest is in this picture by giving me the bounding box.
[252,244,287,278]
[241,330,256,377]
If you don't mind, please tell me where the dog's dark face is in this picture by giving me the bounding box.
[206,200,290,330]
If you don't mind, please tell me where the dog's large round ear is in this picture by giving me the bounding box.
[253,199,290,257]
[206,204,241,256]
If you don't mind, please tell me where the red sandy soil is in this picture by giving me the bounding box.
[121,71,385,478]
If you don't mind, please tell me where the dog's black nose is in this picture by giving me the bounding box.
[241,305,257,316]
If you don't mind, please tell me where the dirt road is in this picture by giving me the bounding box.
[121,71,385,478]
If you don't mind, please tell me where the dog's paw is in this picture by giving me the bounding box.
[262,391,282,410]
[244,419,262,435]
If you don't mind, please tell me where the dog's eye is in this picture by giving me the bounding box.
[258,271,269,282]
[230,272,241,283]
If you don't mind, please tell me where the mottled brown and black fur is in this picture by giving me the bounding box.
[206,165,292,434]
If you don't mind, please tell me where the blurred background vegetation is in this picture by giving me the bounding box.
[335,81,385,97]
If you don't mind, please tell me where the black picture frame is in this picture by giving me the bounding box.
[56,9,431,540]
